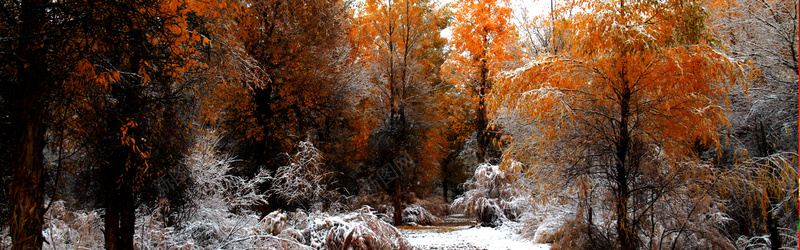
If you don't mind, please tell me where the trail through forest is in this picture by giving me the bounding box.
[400,214,550,250]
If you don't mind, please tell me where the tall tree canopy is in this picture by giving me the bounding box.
[236,0,353,170]
[353,0,448,225]
[1,0,215,247]
[494,0,746,248]
[443,0,515,163]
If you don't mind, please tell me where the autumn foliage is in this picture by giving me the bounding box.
[352,0,450,225]
[494,0,750,248]
[444,0,516,163]
[0,0,796,249]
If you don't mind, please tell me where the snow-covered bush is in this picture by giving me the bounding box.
[134,128,277,249]
[531,216,565,244]
[42,200,104,249]
[475,197,506,227]
[0,228,9,249]
[137,130,406,249]
[184,129,270,211]
[270,140,334,209]
[402,204,443,226]
[499,195,530,221]
[34,130,410,250]
[451,164,513,214]
[321,206,408,250]
[410,197,449,217]
[262,210,289,236]
[451,164,530,228]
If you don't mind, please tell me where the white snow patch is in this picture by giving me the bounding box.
[401,224,550,250]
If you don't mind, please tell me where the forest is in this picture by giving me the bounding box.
[0,0,797,249]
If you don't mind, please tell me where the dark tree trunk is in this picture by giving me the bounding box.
[442,180,448,203]
[103,80,139,250]
[103,187,120,250]
[475,60,489,163]
[10,0,48,249]
[388,84,407,226]
[766,195,782,250]
[103,144,124,250]
[119,184,136,250]
[10,87,46,250]
[393,176,403,226]
[615,162,632,250]
[615,87,634,250]
[103,146,136,250]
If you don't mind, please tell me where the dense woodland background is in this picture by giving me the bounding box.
[0,0,797,249]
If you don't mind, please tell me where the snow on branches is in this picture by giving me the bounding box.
[269,140,333,210]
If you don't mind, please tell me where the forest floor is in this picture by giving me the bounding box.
[399,214,551,250]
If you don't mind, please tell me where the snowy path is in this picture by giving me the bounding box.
[399,215,550,250]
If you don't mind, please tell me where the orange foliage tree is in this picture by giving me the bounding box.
[1,0,214,247]
[0,0,215,248]
[353,0,448,225]
[444,0,515,163]
[494,0,745,248]
[234,0,356,181]
[439,86,476,202]
[61,0,214,248]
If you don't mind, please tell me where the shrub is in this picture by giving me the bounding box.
[451,163,530,228]
[42,200,104,249]
[321,206,408,250]
[475,198,505,228]
[270,141,335,209]
[402,204,443,226]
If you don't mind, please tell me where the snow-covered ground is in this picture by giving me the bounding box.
[402,227,550,250]
[399,215,550,250]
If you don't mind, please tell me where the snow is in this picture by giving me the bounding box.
[401,223,550,250]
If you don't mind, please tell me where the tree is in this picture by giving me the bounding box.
[707,0,797,85]
[444,0,515,163]
[235,0,353,173]
[33,0,213,248]
[439,87,476,202]
[512,0,570,59]
[354,0,447,225]
[2,0,50,247]
[494,0,745,248]
[705,0,798,248]
[0,0,103,246]
[226,0,370,212]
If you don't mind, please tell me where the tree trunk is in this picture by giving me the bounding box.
[475,60,489,163]
[766,195,782,250]
[442,180,448,203]
[119,184,136,250]
[103,93,137,250]
[615,166,632,250]
[393,175,403,226]
[615,87,634,250]
[103,187,121,250]
[10,0,48,249]
[103,149,136,250]
[10,88,46,250]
